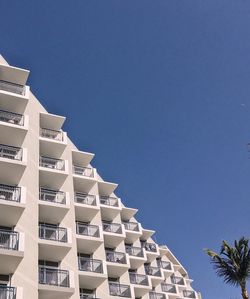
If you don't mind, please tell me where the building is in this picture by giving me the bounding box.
[0,55,201,299]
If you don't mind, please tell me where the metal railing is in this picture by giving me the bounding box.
[141,242,157,252]
[125,245,144,257]
[106,250,127,264]
[145,266,162,277]
[73,165,94,178]
[39,266,70,287]
[74,192,96,206]
[129,273,149,285]
[0,80,25,95]
[0,286,16,299]
[183,290,196,298]
[157,260,172,270]
[109,282,131,298]
[149,292,166,299]
[0,230,19,250]
[39,224,67,242]
[0,184,21,202]
[76,222,100,238]
[40,156,65,171]
[123,222,139,232]
[80,294,100,299]
[102,223,122,234]
[78,257,103,273]
[171,275,185,285]
[99,196,119,207]
[40,188,66,204]
[40,128,64,142]
[0,109,24,126]
[161,283,177,293]
[0,144,22,161]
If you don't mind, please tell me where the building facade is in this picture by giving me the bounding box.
[0,55,201,299]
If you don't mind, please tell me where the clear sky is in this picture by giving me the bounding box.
[1,1,250,298]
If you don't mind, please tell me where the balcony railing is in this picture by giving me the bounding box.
[0,144,22,161]
[0,184,21,202]
[123,222,139,232]
[40,156,65,171]
[161,283,177,293]
[129,273,149,286]
[0,109,24,126]
[80,294,100,299]
[102,223,122,234]
[0,286,16,299]
[157,260,172,270]
[78,257,103,273]
[39,266,70,287]
[106,250,127,264]
[76,222,100,238]
[145,266,161,277]
[0,230,19,250]
[100,196,119,207]
[141,242,157,252]
[149,292,166,299]
[183,290,196,298]
[40,128,64,142]
[39,224,67,243]
[74,192,96,206]
[171,275,185,285]
[0,80,25,95]
[73,165,94,178]
[109,282,131,298]
[125,245,144,257]
[40,188,66,205]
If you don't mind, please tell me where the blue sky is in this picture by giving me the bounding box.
[1,1,250,298]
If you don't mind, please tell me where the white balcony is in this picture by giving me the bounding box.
[38,224,72,261]
[157,259,173,278]
[73,165,96,194]
[0,230,24,274]
[171,275,186,287]
[0,184,26,226]
[145,265,164,287]
[109,282,132,298]
[0,110,28,146]
[100,196,122,220]
[39,156,69,189]
[161,283,178,295]
[183,290,197,299]
[78,257,107,289]
[98,181,118,197]
[102,222,126,247]
[39,188,70,223]
[149,291,167,299]
[141,242,160,263]
[129,273,151,298]
[40,128,67,157]
[74,192,99,222]
[0,144,27,185]
[125,245,147,268]
[76,222,103,253]
[123,221,142,243]
[38,267,74,298]
[106,250,130,277]
[121,206,138,221]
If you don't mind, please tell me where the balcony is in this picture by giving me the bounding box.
[39,156,68,189]
[0,286,16,299]
[102,223,125,247]
[145,266,163,287]
[100,196,121,220]
[129,273,150,297]
[141,242,159,262]
[125,245,146,268]
[161,283,177,294]
[40,128,67,157]
[39,266,74,296]
[171,275,185,286]
[78,257,107,289]
[39,188,70,223]
[149,292,166,299]
[109,282,131,298]
[0,80,25,96]
[106,250,129,277]
[39,224,71,261]
[0,230,24,274]
[157,260,173,278]
[183,290,196,298]
[74,192,99,222]
[76,222,102,253]
[0,144,27,185]
[0,184,25,226]
[123,222,141,243]
[73,166,96,195]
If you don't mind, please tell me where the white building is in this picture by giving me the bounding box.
[0,55,201,299]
